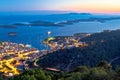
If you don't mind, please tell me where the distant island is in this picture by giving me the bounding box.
[8,32,17,36]
[0,25,16,28]
[0,13,120,28]
[68,12,92,15]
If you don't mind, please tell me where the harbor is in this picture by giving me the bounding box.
[0,32,90,76]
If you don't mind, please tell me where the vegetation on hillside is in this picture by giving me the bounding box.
[38,30,120,71]
[1,61,120,80]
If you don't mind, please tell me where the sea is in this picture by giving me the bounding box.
[0,13,120,50]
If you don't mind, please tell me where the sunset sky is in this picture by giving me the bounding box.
[0,0,120,13]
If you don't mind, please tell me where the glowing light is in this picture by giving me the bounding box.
[48,31,51,35]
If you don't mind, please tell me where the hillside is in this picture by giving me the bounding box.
[5,61,120,80]
[38,30,120,71]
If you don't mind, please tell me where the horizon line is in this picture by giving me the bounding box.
[0,10,120,15]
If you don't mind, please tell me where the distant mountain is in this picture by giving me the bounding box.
[0,12,120,28]
[0,10,72,15]
[49,12,92,18]
[68,13,92,15]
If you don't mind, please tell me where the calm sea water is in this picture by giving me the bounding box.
[0,14,120,50]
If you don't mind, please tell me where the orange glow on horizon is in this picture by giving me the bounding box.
[60,1,120,14]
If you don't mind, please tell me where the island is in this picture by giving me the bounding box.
[8,32,18,36]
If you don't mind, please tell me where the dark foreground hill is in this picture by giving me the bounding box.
[3,61,120,80]
[38,30,120,71]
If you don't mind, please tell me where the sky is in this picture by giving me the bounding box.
[0,0,120,14]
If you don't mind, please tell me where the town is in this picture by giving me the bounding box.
[0,42,40,76]
[44,33,90,52]
[0,33,90,76]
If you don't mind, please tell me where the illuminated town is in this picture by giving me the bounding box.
[0,33,90,77]
[0,42,40,76]
[44,33,90,51]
